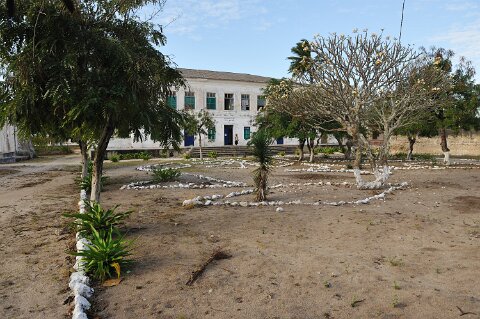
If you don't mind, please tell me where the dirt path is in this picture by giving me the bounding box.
[0,155,80,319]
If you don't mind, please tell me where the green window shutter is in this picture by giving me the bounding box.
[185,96,195,109]
[208,128,216,141]
[207,97,216,110]
[167,96,176,109]
[244,127,251,140]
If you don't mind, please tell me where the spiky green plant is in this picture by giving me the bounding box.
[64,202,131,239]
[248,130,273,201]
[74,227,132,281]
[79,161,107,193]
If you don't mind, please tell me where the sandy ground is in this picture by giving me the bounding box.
[0,155,80,319]
[1,155,480,319]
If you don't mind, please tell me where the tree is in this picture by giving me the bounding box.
[248,130,273,201]
[183,109,215,160]
[268,31,451,189]
[427,48,479,164]
[0,0,185,202]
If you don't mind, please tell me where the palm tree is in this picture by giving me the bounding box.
[287,39,314,83]
[249,130,273,202]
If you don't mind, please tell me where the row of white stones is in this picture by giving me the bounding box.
[120,173,247,190]
[136,163,192,171]
[69,190,94,319]
[182,182,408,208]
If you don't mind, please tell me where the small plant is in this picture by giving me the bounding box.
[249,130,273,201]
[110,154,120,162]
[392,295,400,308]
[393,281,401,290]
[278,151,286,157]
[346,163,353,169]
[389,257,404,267]
[152,167,181,182]
[208,151,218,159]
[183,153,191,160]
[74,227,132,281]
[64,202,131,238]
[323,281,332,288]
[138,151,151,161]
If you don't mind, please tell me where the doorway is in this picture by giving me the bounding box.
[224,125,233,145]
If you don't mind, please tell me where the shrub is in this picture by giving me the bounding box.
[110,154,120,162]
[138,151,151,161]
[317,146,342,154]
[64,202,131,238]
[152,167,181,182]
[183,153,191,160]
[207,151,218,159]
[278,151,286,157]
[74,227,132,281]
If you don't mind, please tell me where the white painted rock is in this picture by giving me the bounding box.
[276,207,284,213]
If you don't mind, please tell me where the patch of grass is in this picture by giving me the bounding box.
[207,151,218,159]
[392,295,400,308]
[389,257,404,267]
[393,281,401,290]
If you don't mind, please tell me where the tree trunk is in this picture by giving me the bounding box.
[198,134,203,160]
[439,127,450,165]
[297,138,305,162]
[307,137,315,162]
[91,118,115,203]
[345,138,353,160]
[407,135,416,161]
[79,140,89,180]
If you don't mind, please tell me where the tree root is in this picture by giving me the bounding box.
[456,306,477,316]
[186,250,232,286]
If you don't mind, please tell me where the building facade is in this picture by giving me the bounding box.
[107,68,298,151]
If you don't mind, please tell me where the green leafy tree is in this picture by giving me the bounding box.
[0,0,185,202]
[183,109,216,160]
[248,130,273,201]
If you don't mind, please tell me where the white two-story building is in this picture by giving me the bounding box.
[108,68,298,151]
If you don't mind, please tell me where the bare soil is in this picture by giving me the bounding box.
[1,155,480,319]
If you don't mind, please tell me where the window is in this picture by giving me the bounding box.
[206,92,216,110]
[257,95,266,111]
[224,93,234,110]
[167,92,176,109]
[184,91,195,110]
[208,127,216,141]
[241,94,250,111]
[244,127,251,140]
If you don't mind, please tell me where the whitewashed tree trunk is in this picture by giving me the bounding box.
[443,151,451,166]
[354,165,391,189]
[198,134,203,160]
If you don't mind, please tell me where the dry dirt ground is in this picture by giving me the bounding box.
[1,155,480,319]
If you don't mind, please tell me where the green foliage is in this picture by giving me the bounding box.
[110,154,120,162]
[248,130,273,201]
[207,151,218,159]
[152,167,181,182]
[64,202,131,239]
[278,151,286,157]
[118,152,151,161]
[183,153,191,160]
[74,227,132,281]
[316,146,342,154]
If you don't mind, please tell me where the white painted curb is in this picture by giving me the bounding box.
[69,190,94,319]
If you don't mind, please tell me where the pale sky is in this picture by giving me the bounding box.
[147,0,480,82]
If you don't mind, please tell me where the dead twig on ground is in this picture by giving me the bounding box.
[186,250,232,286]
[456,306,477,316]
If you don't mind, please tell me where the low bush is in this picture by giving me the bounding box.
[110,154,120,162]
[317,146,342,154]
[152,167,181,182]
[277,151,286,157]
[183,153,191,160]
[208,151,218,159]
[118,151,151,161]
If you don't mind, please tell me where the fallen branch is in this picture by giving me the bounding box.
[456,306,477,316]
[186,250,232,286]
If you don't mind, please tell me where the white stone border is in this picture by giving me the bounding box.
[181,182,407,208]
[68,190,94,319]
[120,173,247,190]
[136,163,192,171]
